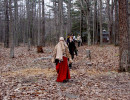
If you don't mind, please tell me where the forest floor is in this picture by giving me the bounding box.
[0,44,130,100]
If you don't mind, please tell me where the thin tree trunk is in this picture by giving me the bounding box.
[128,0,130,71]
[93,0,97,44]
[26,0,31,51]
[99,0,103,46]
[114,0,119,46]
[58,0,64,37]
[67,0,71,35]
[38,0,41,46]
[9,0,14,58]
[80,9,83,40]
[14,0,18,46]
[4,0,9,48]
[107,0,110,43]
[87,13,91,45]
[109,0,115,44]
[87,0,91,46]
[95,3,98,44]
[42,0,45,46]
[22,1,26,46]
[53,0,57,44]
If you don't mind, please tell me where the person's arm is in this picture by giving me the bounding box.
[65,47,73,63]
[51,46,57,63]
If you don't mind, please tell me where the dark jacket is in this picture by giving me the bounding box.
[68,41,76,55]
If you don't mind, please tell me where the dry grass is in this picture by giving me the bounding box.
[1,68,56,78]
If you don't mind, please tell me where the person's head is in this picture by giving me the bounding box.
[69,36,73,42]
[59,37,64,42]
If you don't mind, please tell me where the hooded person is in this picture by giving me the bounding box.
[52,37,73,82]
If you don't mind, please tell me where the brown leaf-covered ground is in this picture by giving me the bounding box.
[0,45,130,100]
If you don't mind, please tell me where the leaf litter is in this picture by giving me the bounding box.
[0,45,129,100]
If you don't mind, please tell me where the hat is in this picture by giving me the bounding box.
[59,37,64,41]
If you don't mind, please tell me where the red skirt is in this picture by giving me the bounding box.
[56,56,71,82]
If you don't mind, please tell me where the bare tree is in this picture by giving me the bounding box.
[67,0,72,35]
[93,0,97,44]
[119,0,129,71]
[58,0,64,37]
[110,0,115,44]
[114,0,119,46]
[99,0,103,46]
[4,0,9,48]
[42,0,45,46]
[87,0,91,46]
[128,0,130,70]
[14,0,18,46]
[9,0,14,58]
[79,0,91,46]
[38,0,41,46]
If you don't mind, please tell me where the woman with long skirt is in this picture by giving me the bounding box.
[52,37,73,82]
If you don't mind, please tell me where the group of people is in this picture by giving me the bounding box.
[67,34,82,47]
[52,34,82,83]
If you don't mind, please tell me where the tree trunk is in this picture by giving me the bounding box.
[99,0,103,46]
[58,0,64,37]
[14,0,19,46]
[26,0,31,51]
[107,0,110,44]
[93,0,97,44]
[109,0,115,44]
[119,0,129,71]
[9,0,14,58]
[4,0,9,48]
[85,0,91,46]
[38,0,41,46]
[42,0,45,46]
[80,10,83,41]
[128,0,130,71]
[114,0,119,46]
[87,11,91,46]
[95,3,98,44]
[67,0,72,35]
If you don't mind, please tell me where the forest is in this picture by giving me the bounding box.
[0,0,130,99]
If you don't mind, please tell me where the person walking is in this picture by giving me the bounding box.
[77,35,81,47]
[68,36,77,68]
[52,37,73,82]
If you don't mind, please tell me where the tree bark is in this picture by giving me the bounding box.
[67,0,72,35]
[9,0,14,58]
[53,0,58,44]
[119,0,129,71]
[128,0,130,71]
[26,0,31,51]
[107,0,110,44]
[4,0,9,48]
[99,0,103,46]
[114,0,119,46]
[42,0,45,46]
[58,0,64,37]
[38,0,41,46]
[14,0,19,46]
[109,0,115,44]
[93,0,97,44]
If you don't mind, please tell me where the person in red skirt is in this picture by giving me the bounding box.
[52,37,73,83]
